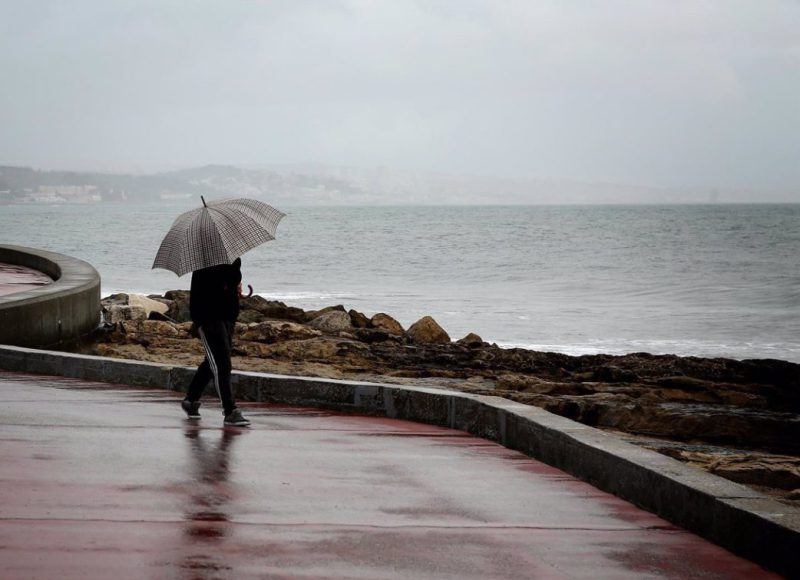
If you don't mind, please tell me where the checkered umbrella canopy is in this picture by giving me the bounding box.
[152,197,285,276]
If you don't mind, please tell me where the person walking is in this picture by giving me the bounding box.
[181,257,251,427]
[153,196,284,424]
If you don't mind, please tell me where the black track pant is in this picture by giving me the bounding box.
[185,320,236,416]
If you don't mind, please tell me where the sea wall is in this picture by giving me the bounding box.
[0,245,101,348]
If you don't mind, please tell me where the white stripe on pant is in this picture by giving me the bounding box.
[198,327,223,403]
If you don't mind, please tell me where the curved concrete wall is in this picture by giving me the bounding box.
[0,245,101,348]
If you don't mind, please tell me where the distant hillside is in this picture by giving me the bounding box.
[0,165,215,202]
[2,164,792,205]
[0,164,371,204]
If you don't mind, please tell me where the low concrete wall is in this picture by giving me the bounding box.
[0,245,101,348]
[0,345,797,577]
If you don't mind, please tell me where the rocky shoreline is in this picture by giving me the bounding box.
[90,291,800,504]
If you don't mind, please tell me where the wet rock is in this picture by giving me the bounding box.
[177,322,195,335]
[349,309,370,328]
[101,293,130,308]
[120,319,185,338]
[354,328,399,344]
[146,320,187,337]
[457,333,484,347]
[496,374,595,396]
[239,321,321,343]
[309,311,353,333]
[478,346,552,374]
[240,295,308,323]
[593,365,639,383]
[93,342,150,360]
[164,290,191,322]
[128,294,169,318]
[237,308,266,324]
[707,454,800,490]
[234,341,276,358]
[102,293,172,324]
[786,489,800,501]
[371,313,404,335]
[255,337,357,362]
[105,305,147,324]
[655,376,718,391]
[305,305,346,322]
[591,401,800,450]
[407,316,450,344]
[147,311,175,322]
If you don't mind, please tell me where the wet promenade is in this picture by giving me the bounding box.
[0,370,777,579]
[0,262,52,297]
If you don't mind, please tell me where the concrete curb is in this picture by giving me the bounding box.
[0,245,101,348]
[0,344,797,577]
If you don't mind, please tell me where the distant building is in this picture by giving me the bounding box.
[38,185,97,195]
[23,192,66,203]
[28,185,102,203]
[13,185,102,204]
[159,191,192,200]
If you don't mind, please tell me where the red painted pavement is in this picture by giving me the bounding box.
[0,262,53,297]
[0,370,778,579]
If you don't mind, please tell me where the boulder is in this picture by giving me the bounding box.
[164,290,191,322]
[309,311,353,334]
[305,305,347,322]
[129,294,169,318]
[141,320,183,337]
[349,309,370,329]
[106,305,147,324]
[147,294,172,304]
[101,293,130,308]
[370,313,404,335]
[240,295,307,322]
[407,316,450,344]
[457,332,484,347]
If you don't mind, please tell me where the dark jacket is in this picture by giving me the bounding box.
[189,258,242,325]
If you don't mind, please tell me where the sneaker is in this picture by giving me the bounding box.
[224,408,251,427]
[181,399,201,420]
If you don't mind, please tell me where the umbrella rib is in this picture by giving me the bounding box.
[206,206,276,258]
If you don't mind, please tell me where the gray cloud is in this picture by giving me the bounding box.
[1,0,799,195]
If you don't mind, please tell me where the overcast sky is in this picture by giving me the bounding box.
[1,1,799,193]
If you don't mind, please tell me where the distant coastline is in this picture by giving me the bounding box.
[3,163,799,206]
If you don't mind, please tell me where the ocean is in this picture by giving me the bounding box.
[2,202,798,363]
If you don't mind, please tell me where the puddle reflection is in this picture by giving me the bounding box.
[179,427,245,577]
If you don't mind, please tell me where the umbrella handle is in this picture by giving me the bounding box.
[239,284,253,299]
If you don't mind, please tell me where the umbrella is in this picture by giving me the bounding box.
[152,196,285,276]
